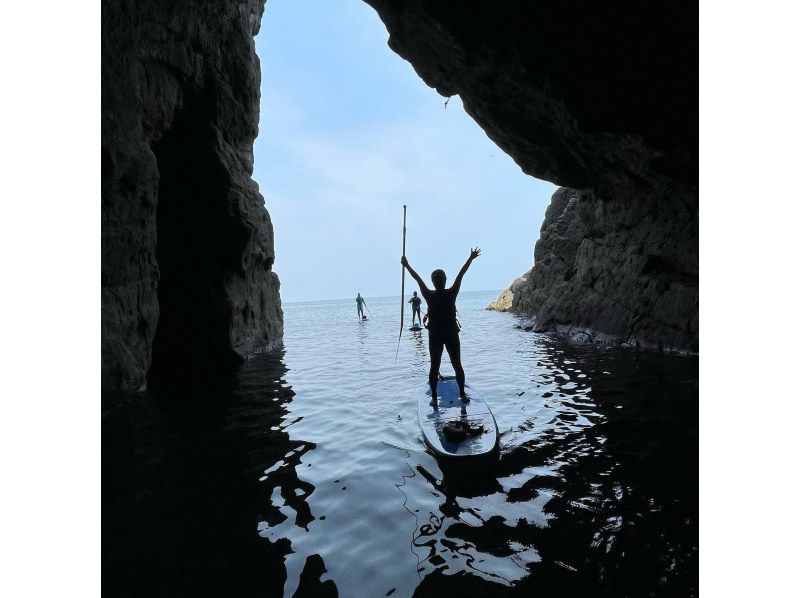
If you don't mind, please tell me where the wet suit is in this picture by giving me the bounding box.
[402,249,480,401]
[408,295,422,325]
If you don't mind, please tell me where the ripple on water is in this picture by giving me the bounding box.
[104,291,698,597]
[259,292,698,596]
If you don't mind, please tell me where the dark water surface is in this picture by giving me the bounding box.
[103,291,698,596]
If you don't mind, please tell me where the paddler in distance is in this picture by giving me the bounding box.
[408,291,422,326]
[356,292,367,320]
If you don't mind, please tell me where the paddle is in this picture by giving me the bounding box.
[365,303,377,321]
[395,204,407,361]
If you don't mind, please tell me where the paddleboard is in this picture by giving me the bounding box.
[418,376,499,458]
[408,325,423,331]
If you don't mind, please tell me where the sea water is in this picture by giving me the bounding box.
[103,290,698,596]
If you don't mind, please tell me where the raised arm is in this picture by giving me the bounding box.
[451,247,481,293]
[401,256,429,292]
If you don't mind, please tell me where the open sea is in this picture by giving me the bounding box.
[103,290,698,597]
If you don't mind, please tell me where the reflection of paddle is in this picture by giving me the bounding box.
[380,440,424,454]
[395,204,407,361]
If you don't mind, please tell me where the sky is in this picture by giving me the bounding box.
[253,0,557,303]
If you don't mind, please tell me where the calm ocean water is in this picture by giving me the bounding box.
[104,290,698,596]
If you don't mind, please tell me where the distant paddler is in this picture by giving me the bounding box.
[408,291,422,326]
[355,292,368,320]
[401,247,481,405]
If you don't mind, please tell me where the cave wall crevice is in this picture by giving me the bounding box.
[102,0,281,394]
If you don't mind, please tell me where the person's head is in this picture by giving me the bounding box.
[357,292,361,297]
[431,269,447,290]
[412,291,417,297]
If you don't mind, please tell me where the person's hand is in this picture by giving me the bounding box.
[469,247,481,261]
[401,256,409,267]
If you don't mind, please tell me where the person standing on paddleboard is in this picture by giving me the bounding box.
[401,248,481,405]
[356,293,367,320]
[408,291,422,326]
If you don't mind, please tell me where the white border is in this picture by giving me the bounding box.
[0,1,100,595]
[701,1,800,595]
[2,1,799,595]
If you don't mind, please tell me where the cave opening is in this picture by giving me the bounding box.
[253,1,557,304]
[147,97,243,390]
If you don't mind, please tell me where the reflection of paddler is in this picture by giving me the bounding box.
[355,292,367,320]
[408,291,422,325]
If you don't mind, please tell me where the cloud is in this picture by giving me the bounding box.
[253,58,557,302]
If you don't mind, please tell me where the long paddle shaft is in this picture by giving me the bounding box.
[365,303,377,321]
[395,205,407,360]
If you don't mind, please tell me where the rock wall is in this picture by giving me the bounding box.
[486,273,527,312]
[102,0,282,393]
[493,187,697,352]
[364,0,698,352]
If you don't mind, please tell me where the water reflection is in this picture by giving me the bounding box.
[403,339,697,596]
[103,352,304,596]
[411,328,428,370]
[103,292,697,597]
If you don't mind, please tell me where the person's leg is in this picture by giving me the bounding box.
[445,334,467,401]
[428,334,444,404]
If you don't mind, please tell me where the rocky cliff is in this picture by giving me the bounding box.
[486,273,527,312]
[491,187,697,352]
[364,0,698,352]
[102,0,282,393]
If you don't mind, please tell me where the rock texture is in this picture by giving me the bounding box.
[486,274,527,312]
[364,0,698,352]
[102,0,282,393]
[493,188,697,351]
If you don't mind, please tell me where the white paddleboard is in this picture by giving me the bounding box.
[418,377,499,458]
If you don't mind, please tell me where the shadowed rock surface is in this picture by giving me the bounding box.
[492,187,697,352]
[102,0,281,393]
[364,0,698,351]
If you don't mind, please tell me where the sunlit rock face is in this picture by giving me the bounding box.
[364,0,698,352]
[486,274,527,312]
[102,0,282,393]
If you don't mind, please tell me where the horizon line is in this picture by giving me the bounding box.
[283,288,503,306]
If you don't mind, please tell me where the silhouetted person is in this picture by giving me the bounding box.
[408,291,422,325]
[356,293,367,320]
[401,248,481,405]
